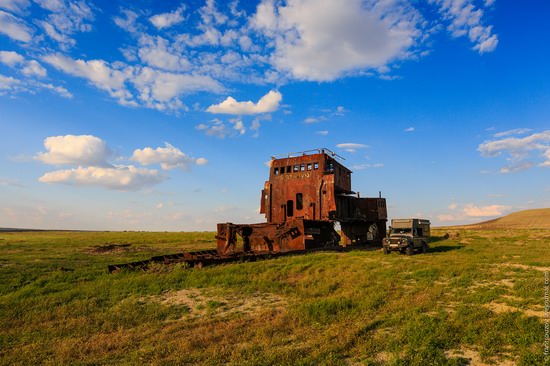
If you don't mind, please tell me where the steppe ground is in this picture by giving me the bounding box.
[0,229,549,365]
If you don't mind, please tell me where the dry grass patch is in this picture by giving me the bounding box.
[147,288,288,319]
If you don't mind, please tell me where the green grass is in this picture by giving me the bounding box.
[1,229,549,365]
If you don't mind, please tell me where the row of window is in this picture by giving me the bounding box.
[273,162,319,175]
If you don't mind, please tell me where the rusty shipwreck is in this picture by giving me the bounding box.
[108,148,387,272]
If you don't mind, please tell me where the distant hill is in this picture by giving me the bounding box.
[446,208,550,230]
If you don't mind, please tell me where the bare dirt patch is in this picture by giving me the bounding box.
[150,288,288,318]
[445,348,516,366]
[498,263,550,272]
[484,302,545,319]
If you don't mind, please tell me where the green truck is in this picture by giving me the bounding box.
[382,218,430,255]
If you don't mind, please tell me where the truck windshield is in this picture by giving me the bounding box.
[391,228,412,235]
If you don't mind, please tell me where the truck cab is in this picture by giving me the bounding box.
[382,218,430,255]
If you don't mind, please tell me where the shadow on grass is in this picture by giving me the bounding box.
[429,244,464,253]
[430,235,452,243]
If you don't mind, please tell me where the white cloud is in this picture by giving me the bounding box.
[38,165,165,191]
[448,202,458,210]
[303,116,326,124]
[351,163,383,170]
[0,0,30,14]
[478,130,550,171]
[36,135,111,167]
[431,0,498,54]
[35,81,72,98]
[149,5,186,29]
[463,204,511,217]
[113,9,141,34]
[404,126,415,132]
[0,10,33,42]
[196,119,229,139]
[43,54,131,103]
[206,90,282,115]
[251,0,423,81]
[316,130,329,136]
[35,0,95,49]
[131,142,207,171]
[0,74,20,91]
[35,135,208,191]
[0,51,47,77]
[137,35,191,72]
[336,143,369,153]
[43,54,223,111]
[195,157,208,165]
[132,67,224,110]
[231,118,246,135]
[0,72,70,98]
[493,128,532,138]
[500,162,535,174]
[22,60,47,77]
[0,50,24,66]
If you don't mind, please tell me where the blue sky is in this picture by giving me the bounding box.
[0,0,549,231]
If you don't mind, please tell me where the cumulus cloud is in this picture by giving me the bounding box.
[336,143,369,153]
[0,10,33,42]
[35,135,206,190]
[463,204,511,217]
[206,90,282,115]
[404,127,415,132]
[43,54,223,111]
[437,202,511,223]
[251,0,423,81]
[38,165,165,191]
[149,5,186,29]
[36,135,111,167]
[131,142,207,171]
[431,0,498,53]
[478,130,550,172]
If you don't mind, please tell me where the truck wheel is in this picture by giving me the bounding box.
[422,243,427,254]
[406,245,414,256]
[383,247,390,255]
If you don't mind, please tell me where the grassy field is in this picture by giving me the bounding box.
[1,229,549,365]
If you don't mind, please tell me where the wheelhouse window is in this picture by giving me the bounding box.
[293,164,299,172]
[296,193,303,210]
[286,166,291,173]
[313,162,319,170]
[287,200,294,217]
[307,163,312,171]
[274,167,279,175]
[300,164,305,171]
